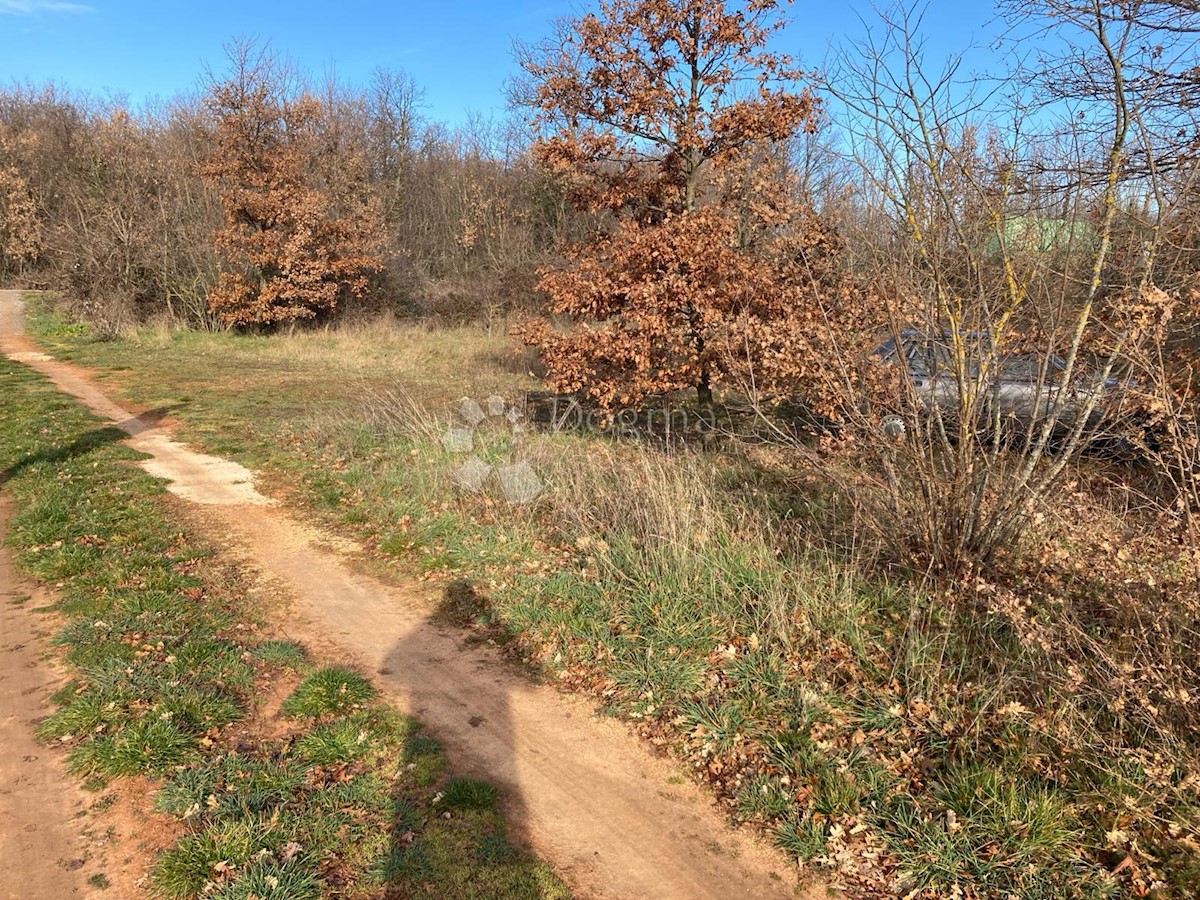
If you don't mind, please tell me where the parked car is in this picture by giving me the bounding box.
[874,330,1138,450]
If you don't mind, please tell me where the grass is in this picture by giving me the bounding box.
[22,294,1200,898]
[441,778,502,811]
[280,666,376,719]
[25,300,535,473]
[0,350,568,899]
[250,638,308,668]
[209,861,322,900]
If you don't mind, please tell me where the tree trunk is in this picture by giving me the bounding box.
[697,370,713,408]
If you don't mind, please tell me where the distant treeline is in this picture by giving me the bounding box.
[0,42,579,331]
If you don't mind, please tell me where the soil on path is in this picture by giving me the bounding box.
[0,290,820,900]
[0,497,91,900]
[0,495,169,900]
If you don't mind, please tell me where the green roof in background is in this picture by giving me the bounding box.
[985,216,1098,258]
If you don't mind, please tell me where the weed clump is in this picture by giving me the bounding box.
[280,666,376,719]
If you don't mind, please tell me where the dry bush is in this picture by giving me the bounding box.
[750,2,1200,886]
[716,1,1200,580]
[0,86,223,331]
[369,106,573,323]
[0,130,43,275]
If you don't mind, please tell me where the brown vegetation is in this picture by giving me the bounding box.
[199,44,385,326]
[0,55,568,329]
[513,0,877,410]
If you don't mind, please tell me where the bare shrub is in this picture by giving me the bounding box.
[0,129,43,276]
[725,1,1200,577]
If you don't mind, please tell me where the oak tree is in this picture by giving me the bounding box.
[200,45,384,327]
[515,0,852,408]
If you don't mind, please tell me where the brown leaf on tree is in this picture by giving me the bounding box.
[199,44,384,327]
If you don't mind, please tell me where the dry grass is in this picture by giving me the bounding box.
[128,316,537,395]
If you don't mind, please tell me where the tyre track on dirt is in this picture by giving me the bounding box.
[0,290,817,900]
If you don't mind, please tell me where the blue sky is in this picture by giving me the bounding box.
[0,1,1004,125]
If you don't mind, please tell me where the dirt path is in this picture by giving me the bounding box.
[0,290,816,900]
[0,497,92,900]
[0,495,172,900]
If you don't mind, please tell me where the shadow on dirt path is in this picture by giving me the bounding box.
[0,408,181,486]
[0,289,820,900]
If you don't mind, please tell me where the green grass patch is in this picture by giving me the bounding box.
[250,639,307,668]
[440,778,501,811]
[280,666,376,720]
[209,861,322,900]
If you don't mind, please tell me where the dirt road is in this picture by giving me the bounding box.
[0,494,163,900]
[0,496,93,900]
[0,290,815,899]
